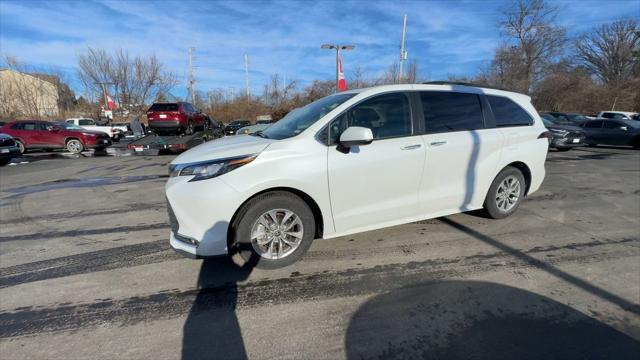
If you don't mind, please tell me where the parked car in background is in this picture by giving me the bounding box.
[146,102,207,135]
[1,120,112,154]
[256,119,277,125]
[203,117,225,140]
[237,123,272,135]
[166,83,549,268]
[543,112,591,125]
[597,111,639,121]
[223,119,251,135]
[0,133,21,166]
[540,113,585,151]
[65,118,125,142]
[580,119,640,149]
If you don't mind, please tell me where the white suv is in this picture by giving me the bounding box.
[166,83,549,268]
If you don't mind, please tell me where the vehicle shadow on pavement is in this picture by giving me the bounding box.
[440,217,640,315]
[345,280,640,359]
[181,234,258,360]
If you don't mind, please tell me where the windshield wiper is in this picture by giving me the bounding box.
[253,131,269,139]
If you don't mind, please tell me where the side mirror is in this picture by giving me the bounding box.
[339,126,373,148]
[620,126,628,132]
[48,125,60,132]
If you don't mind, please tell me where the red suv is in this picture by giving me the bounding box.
[1,120,112,154]
[146,102,207,135]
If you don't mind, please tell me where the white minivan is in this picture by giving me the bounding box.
[166,83,549,268]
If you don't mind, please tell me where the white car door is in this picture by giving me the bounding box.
[418,91,503,215]
[327,92,425,234]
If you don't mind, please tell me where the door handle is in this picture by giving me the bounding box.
[400,144,422,150]
[430,141,447,146]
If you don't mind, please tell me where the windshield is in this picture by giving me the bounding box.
[542,118,555,127]
[261,94,355,140]
[58,122,83,130]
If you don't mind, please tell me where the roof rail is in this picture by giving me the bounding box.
[422,81,525,94]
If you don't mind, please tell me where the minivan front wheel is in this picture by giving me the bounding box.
[483,167,525,219]
[232,191,315,269]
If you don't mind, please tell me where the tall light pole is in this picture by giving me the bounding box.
[398,14,408,83]
[321,44,355,92]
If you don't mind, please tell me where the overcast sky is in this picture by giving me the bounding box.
[1,0,638,98]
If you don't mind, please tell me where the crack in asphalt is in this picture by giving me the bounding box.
[0,237,637,338]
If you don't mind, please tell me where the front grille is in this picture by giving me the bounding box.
[566,131,584,139]
[167,200,179,235]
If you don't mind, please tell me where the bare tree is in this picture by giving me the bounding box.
[499,0,566,93]
[77,47,177,118]
[575,19,639,87]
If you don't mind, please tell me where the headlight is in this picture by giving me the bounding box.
[550,129,568,136]
[170,154,256,181]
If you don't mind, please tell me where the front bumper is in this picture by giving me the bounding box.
[551,134,585,148]
[165,175,244,257]
[86,138,112,148]
[0,145,21,158]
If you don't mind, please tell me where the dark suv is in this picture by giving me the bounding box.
[224,119,252,135]
[147,102,207,135]
[1,120,112,154]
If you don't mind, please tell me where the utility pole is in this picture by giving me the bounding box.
[188,47,196,104]
[398,14,408,83]
[243,53,250,98]
[321,44,355,92]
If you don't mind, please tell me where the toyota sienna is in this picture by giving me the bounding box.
[166,83,549,268]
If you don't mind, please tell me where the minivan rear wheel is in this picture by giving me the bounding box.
[231,191,315,269]
[483,167,526,219]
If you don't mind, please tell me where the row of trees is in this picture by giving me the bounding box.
[1,0,637,122]
[457,0,639,113]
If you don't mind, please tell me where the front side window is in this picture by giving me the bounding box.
[262,93,355,140]
[36,123,49,131]
[421,91,483,133]
[488,95,533,127]
[603,120,623,129]
[328,92,412,144]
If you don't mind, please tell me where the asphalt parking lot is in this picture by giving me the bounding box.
[0,146,639,359]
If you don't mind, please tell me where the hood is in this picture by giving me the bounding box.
[172,134,274,164]
[547,124,582,132]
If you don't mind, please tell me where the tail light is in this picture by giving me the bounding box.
[538,131,553,143]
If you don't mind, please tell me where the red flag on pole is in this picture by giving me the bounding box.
[107,95,117,110]
[337,55,347,92]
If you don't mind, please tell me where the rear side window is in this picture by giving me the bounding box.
[583,120,603,128]
[149,103,178,112]
[420,92,483,133]
[487,96,533,127]
[11,123,24,130]
[78,119,95,126]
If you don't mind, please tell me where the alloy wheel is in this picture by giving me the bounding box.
[250,209,304,259]
[495,175,521,212]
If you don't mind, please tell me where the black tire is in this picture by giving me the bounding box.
[556,147,571,152]
[231,191,316,269]
[15,140,25,154]
[632,137,640,150]
[0,158,11,166]
[184,120,194,135]
[587,143,597,147]
[482,167,526,219]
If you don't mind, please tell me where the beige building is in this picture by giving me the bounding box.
[0,69,59,117]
